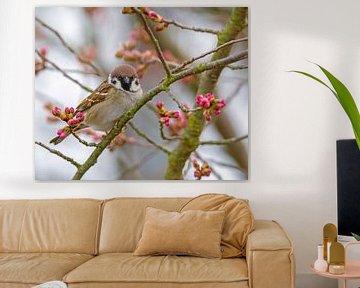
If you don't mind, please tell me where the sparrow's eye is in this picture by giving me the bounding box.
[134,79,139,86]
[111,79,117,85]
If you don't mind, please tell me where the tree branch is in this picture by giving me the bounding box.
[35,141,80,168]
[71,132,99,147]
[70,51,245,180]
[129,122,170,154]
[226,64,248,70]
[133,8,172,77]
[35,17,105,76]
[168,90,202,113]
[200,135,248,145]
[172,37,248,73]
[165,7,248,180]
[46,67,102,76]
[165,19,220,35]
[35,49,93,93]
[159,123,181,141]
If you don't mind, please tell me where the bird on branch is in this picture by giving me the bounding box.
[50,64,143,145]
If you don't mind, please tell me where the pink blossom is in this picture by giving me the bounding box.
[195,93,226,122]
[76,112,85,122]
[192,159,212,180]
[214,109,221,116]
[67,118,79,126]
[56,129,68,140]
[171,111,180,119]
[204,93,215,102]
[51,106,61,117]
[156,100,164,109]
[148,11,158,19]
[160,116,170,127]
[39,46,48,56]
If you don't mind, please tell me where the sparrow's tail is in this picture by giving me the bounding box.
[49,124,86,145]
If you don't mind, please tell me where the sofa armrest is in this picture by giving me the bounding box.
[246,220,295,288]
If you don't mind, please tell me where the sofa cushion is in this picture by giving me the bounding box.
[134,207,225,258]
[99,198,190,253]
[0,253,93,285]
[181,194,254,258]
[63,253,248,285]
[0,199,102,254]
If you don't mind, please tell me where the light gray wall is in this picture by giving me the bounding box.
[0,0,359,287]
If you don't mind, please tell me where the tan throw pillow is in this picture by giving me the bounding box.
[181,194,254,258]
[134,207,225,258]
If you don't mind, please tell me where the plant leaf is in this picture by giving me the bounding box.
[316,64,360,150]
[289,70,337,98]
[290,65,360,150]
[351,232,360,241]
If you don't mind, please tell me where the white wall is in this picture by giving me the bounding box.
[0,0,359,287]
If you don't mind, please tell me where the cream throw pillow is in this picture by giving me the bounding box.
[134,207,225,258]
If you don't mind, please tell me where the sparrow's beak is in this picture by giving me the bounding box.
[123,77,131,85]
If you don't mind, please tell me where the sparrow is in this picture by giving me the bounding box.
[50,64,143,145]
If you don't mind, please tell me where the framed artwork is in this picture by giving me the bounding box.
[34,7,249,180]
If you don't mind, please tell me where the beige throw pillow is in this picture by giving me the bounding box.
[134,207,225,258]
[181,194,255,258]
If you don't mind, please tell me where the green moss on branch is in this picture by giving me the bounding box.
[165,7,248,180]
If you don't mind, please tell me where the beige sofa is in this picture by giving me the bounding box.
[0,198,295,288]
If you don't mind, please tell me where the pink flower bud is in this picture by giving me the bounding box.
[203,167,212,176]
[214,109,221,115]
[59,132,67,140]
[69,107,75,114]
[172,111,180,119]
[65,107,70,114]
[155,23,166,32]
[148,11,158,19]
[196,95,203,105]
[156,100,164,109]
[76,112,85,121]
[40,46,48,56]
[51,106,61,116]
[205,114,212,121]
[205,93,215,102]
[194,170,201,179]
[192,159,200,169]
[68,118,79,126]
[201,98,211,108]
[216,99,226,108]
[57,129,64,136]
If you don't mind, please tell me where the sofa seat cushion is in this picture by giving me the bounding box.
[64,253,248,285]
[0,253,93,285]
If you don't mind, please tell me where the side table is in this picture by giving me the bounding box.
[311,242,360,288]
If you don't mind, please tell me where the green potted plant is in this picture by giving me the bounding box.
[291,64,360,241]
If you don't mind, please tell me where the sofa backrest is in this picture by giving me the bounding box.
[99,198,190,253]
[0,199,102,255]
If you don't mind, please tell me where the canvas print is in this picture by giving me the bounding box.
[34,7,249,180]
